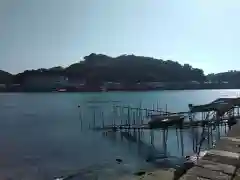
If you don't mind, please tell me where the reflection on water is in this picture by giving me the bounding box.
[59,123,231,180]
[101,124,230,163]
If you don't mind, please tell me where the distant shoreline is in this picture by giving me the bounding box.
[1,88,240,93]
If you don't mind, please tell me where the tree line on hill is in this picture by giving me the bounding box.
[0,53,239,88]
[206,71,240,83]
[0,70,13,84]
[9,53,206,84]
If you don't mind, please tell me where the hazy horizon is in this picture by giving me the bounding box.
[1,0,240,74]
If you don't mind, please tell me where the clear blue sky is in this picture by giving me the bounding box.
[0,0,239,74]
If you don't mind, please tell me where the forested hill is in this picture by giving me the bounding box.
[207,71,240,84]
[6,53,206,84]
[64,53,206,83]
[0,70,12,84]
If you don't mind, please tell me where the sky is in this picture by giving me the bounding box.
[0,0,240,74]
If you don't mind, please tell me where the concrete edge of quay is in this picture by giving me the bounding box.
[180,122,240,180]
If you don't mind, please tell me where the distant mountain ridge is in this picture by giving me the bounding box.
[1,53,208,84]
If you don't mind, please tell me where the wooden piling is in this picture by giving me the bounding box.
[207,126,210,148]
[176,128,180,150]
[133,112,136,125]
[191,127,197,153]
[101,111,105,128]
[128,106,131,128]
[120,106,124,125]
[165,104,168,115]
[163,129,167,156]
[180,128,184,157]
[150,130,154,146]
[93,108,96,128]
[78,106,83,130]
[113,106,116,126]
[145,108,148,117]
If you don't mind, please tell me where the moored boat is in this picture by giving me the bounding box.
[148,114,185,128]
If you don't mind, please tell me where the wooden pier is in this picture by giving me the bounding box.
[75,97,240,179]
[91,98,240,131]
[92,116,239,131]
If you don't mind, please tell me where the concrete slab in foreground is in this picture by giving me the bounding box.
[181,123,240,180]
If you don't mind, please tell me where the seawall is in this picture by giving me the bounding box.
[180,122,240,180]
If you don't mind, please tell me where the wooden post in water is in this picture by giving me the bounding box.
[125,106,128,126]
[210,124,214,147]
[137,129,141,154]
[120,106,124,125]
[139,110,142,125]
[78,105,83,130]
[191,127,197,153]
[101,111,105,128]
[133,112,136,125]
[165,104,168,116]
[116,106,119,125]
[145,108,147,118]
[113,106,116,127]
[176,128,180,150]
[150,130,155,146]
[92,108,96,128]
[139,102,142,125]
[206,125,210,148]
[136,108,139,125]
[163,129,167,156]
[128,105,131,128]
[180,128,184,157]
[217,123,220,140]
[138,104,142,125]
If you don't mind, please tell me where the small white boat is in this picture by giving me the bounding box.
[148,114,185,128]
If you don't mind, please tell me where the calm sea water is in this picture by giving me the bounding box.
[0,90,239,179]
